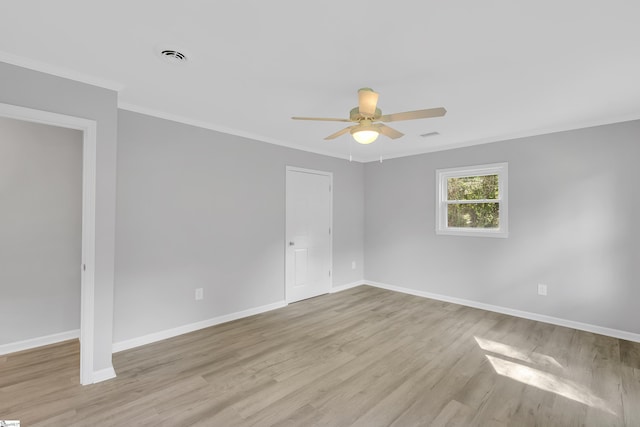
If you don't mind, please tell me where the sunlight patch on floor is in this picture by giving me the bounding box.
[485,355,615,415]
[474,336,562,369]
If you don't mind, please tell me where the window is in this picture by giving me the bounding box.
[436,162,508,238]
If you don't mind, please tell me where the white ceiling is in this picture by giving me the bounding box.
[2,1,640,162]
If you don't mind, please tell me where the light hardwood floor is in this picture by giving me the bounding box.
[2,285,639,426]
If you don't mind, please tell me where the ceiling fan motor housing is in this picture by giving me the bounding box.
[350,106,382,121]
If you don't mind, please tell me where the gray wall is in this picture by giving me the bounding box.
[0,118,82,344]
[114,110,364,342]
[4,58,636,357]
[364,119,640,334]
[0,62,118,372]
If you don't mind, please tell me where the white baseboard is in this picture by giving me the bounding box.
[331,280,366,293]
[112,300,288,353]
[365,280,640,343]
[0,329,80,356]
[92,366,116,383]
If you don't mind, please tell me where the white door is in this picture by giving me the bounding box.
[285,167,332,303]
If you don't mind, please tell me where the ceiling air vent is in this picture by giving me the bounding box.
[159,49,188,63]
[420,132,440,138]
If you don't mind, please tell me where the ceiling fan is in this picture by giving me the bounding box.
[292,88,446,145]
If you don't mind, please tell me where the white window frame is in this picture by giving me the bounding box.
[436,162,508,238]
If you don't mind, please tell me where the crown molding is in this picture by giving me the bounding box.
[358,112,640,163]
[0,51,124,92]
[118,102,364,162]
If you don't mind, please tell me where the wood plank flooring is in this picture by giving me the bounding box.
[2,285,639,426]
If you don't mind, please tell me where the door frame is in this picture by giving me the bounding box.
[285,166,333,303]
[0,102,97,385]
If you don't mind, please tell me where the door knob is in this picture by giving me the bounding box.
[289,241,295,246]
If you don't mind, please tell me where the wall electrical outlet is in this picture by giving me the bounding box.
[195,288,204,301]
[352,261,357,270]
[537,283,547,296]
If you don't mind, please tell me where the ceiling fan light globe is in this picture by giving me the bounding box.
[353,130,379,144]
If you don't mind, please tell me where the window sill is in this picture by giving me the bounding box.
[436,228,508,238]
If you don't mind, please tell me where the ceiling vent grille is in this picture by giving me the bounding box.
[420,131,440,138]
[159,50,187,63]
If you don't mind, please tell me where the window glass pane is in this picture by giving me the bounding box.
[447,203,500,228]
[447,174,498,201]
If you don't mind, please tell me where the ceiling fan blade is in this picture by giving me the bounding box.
[380,107,447,122]
[375,124,404,139]
[292,116,351,122]
[324,126,355,140]
[358,88,379,117]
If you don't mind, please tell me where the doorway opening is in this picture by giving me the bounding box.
[0,103,97,385]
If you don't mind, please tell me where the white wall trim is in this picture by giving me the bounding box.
[0,52,124,91]
[0,329,80,356]
[357,114,640,163]
[113,300,287,353]
[331,280,366,293]
[0,102,102,385]
[365,280,640,343]
[119,103,352,161]
[435,162,508,238]
[92,366,117,383]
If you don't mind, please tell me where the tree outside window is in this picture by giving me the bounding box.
[436,163,508,237]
